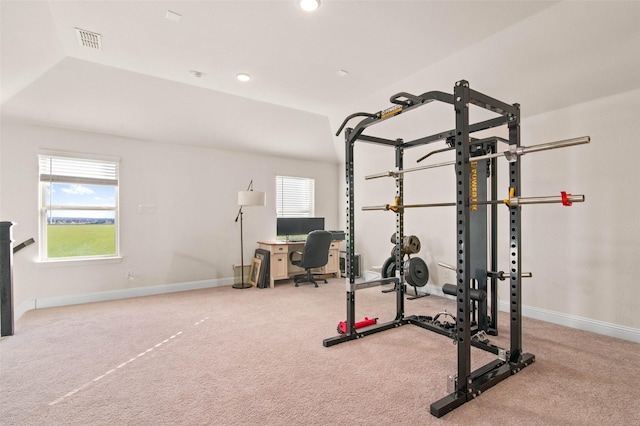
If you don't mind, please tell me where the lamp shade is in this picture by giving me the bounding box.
[238,190,266,206]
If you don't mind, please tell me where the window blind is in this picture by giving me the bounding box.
[39,155,119,185]
[276,175,315,217]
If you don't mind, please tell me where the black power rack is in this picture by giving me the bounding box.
[325,80,588,417]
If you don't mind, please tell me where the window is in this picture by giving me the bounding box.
[39,153,119,260]
[276,175,315,217]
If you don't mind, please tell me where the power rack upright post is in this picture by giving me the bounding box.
[324,80,588,417]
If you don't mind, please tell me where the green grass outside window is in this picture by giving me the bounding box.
[47,224,116,258]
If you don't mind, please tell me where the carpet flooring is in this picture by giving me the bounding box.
[1,279,639,425]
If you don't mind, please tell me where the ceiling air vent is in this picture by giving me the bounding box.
[75,28,102,50]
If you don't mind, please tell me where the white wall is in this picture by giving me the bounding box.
[517,89,640,329]
[0,120,339,311]
[333,88,640,334]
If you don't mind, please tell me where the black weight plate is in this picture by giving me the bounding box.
[381,256,396,278]
[405,257,429,287]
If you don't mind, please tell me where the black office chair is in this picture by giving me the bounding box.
[289,230,333,287]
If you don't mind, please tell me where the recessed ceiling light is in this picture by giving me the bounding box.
[298,0,320,12]
[165,10,182,23]
[190,70,205,78]
[236,73,251,82]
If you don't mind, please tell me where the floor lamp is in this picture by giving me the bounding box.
[233,180,266,289]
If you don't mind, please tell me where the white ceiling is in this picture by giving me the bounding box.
[1,1,639,163]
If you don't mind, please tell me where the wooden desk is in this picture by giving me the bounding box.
[257,240,341,288]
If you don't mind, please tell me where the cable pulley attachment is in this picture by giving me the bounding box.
[432,310,456,327]
[416,146,455,163]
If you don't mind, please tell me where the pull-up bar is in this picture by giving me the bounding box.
[335,90,455,141]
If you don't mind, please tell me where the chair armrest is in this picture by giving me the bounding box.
[289,251,302,263]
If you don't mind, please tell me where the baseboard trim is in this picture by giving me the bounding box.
[15,299,37,320]
[498,300,640,344]
[16,277,233,319]
[422,283,640,343]
[15,279,640,344]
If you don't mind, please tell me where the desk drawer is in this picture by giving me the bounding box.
[271,253,288,279]
[272,245,288,254]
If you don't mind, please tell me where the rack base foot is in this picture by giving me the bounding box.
[430,352,535,418]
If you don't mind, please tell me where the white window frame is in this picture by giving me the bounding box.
[38,152,120,261]
[276,175,315,217]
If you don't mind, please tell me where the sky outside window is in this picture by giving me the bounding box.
[44,183,116,219]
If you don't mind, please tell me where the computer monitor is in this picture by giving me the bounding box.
[276,217,325,240]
